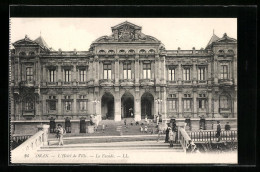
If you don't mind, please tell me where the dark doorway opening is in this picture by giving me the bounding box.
[141,92,154,119]
[49,117,56,133]
[80,118,86,133]
[121,92,134,118]
[65,117,71,133]
[101,93,114,120]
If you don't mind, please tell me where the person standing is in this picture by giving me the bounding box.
[156,115,159,126]
[216,121,221,142]
[225,122,231,131]
[57,124,65,146]
[168,128,174,147]
[164,125,170,143]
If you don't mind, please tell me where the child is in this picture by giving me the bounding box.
[144,126,148,133]
[140,126,143,133]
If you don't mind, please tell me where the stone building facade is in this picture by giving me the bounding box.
[10,21,237,134]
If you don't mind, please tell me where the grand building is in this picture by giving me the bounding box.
[10,21,237,134]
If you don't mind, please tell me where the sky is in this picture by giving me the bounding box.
[10,18,237,51]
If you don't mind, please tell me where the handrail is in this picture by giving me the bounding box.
[178,127,192,153]
[187,130,237,142]
[11,130,44,154]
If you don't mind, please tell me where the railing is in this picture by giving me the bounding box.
[188,130,237,142]
[178,127,192,153]
[11,130,44,154]
[11,134,32,150]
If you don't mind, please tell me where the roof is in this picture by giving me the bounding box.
[34,36,49,49]
[111,21,142,30]
[206,33,220,48]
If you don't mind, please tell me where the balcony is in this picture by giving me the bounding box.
[23,110,34,116]
[219,108,231,114]
[47,82,58,86]
[167,80,177,85]
[20,81,35,87]
[99,79,114,87]
[198,80,207,84]
[219,79,233,86]
[120,79,134,87]
[140,79,154,86]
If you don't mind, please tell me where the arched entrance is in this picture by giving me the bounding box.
[141,92,154,119]
[121,92,134,118]
[101,93,114,120]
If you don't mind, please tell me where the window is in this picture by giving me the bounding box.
[79,101,87,110]
[64,69,71,82]
[220,65,228,79]
[25,99,34,110]
[139,49,146,54]
[220,95,230,109]
[198,67,205,80]
[168,68,175,81]
[168,100,176,110]
[123,63,131,79]
[99,50,106,54]
[79,69,86,82]
[184,94,191,98]
[183,68,190,81]
[198,99,205,109]
[143,63,151,79]
[49,101,56,110]
[49,69,56,82]
[26,67,33,81]
[183,99,191,110]
[65,101,72,111]
[103,64,112,79]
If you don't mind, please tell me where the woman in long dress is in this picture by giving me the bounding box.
[168,128,174,147]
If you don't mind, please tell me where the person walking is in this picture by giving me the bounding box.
[57,124,65,146]
[216,121,221,142]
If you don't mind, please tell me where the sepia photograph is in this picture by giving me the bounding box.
[9,18,238,164]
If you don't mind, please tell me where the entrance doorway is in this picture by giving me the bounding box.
[121,92,134,118]
[141,92,154,119]
[101,93,114,120]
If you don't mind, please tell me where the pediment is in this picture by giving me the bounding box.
[111,21,142,30]
[216,33,237,43]
[13,38,39,47]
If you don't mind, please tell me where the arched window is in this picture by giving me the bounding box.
[139,49,146,54]
[119,50,125,54]
[19,52,26,56]
[227,49,234,56]
[128,49,135,54]
[220,95,230,109]
[218,50,224,53]
[148,49,155,54]
[98,50,106,54]
[108,50,115,54]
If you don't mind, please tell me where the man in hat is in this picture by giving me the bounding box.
[216,121,221,142]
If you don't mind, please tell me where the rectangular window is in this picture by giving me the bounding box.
[26,67,33,81]
[80,101,87,110]
[220,65,228,79]
[123,63,131,79]
[64,70,71,82]
[183,68,190,81]
[49,69,56,82]
[25,101,33,110]
[168,68,175,81]
[143,63,151,79]
[183,99,191,110]
[168,100,176,110]
[198,67,205,80]
[65,101,72,111]
[49,101,56,110]
[79,69,86,82]
[103,64,112,79]
[198,99,205,109]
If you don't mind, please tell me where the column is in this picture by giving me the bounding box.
[73,94,77,115]
[161,56,166,84]
[193,92,197,118]
[162,87,167,120]
[155,55,160,84]
[213,92,219,117]
[42,95,46,115]
[213,57,218,84]
[208,91,212,117]
[57,65,62,85]
[233,87,237,118]
[73,64,76,86]
[135,55,139,84]
[115,56,119,84]
[178,63,182,84]
[57,95,62,116]
[134,96,141,121]
[42,64,47,86]
[178,91,182,117]
[208,62,211,84]
[233,56,237,85]
[94,56,99,85]
[114,97,121,121]
[193,62,197,84]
